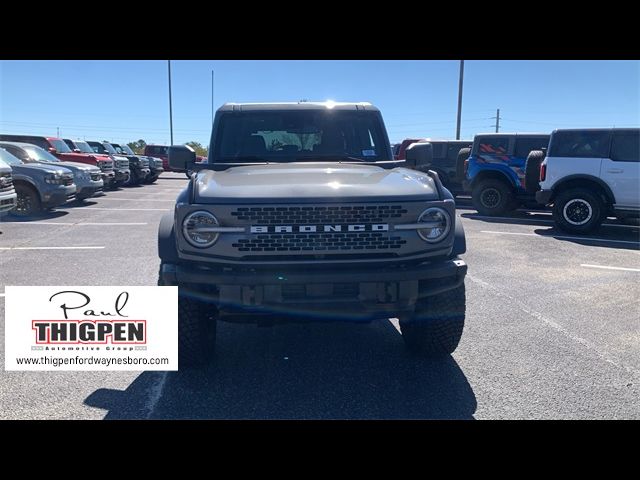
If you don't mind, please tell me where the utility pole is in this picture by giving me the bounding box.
[57,127,60,137]
[492,108,501,133]
[168,60,174,145]
[455,60,464,140]
[211,70,218,125]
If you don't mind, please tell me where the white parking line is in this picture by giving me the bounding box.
[83,207,167,211]
[0,246,105,251]
[0,222,148,226]
[580,264,640,272]
[96,197,175,202]
[480,230,640,245]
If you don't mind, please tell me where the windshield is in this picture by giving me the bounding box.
[120,144,135,155]
[0,147,22,166]
[24,145,61,162]
[213,110,388,163]
[50,138,72,153]
[102,143,117,154]
[87,141,106,154]
[74,141,96,154]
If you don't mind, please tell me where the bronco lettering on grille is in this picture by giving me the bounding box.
[250,224,389,234]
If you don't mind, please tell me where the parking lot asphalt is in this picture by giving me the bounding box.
[1,173,639,419]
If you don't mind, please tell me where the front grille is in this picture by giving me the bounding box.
[231,205,408,225]
[98,160,114,171]
[140,158,149,168]
[232,232,407,252]
[0,173,13,193]
[116,159,129,169]
[62,175,74,186]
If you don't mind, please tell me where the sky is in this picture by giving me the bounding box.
[1,60,638,146]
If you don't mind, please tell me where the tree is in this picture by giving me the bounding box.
[185,141,208,157]
[127,139,147,154]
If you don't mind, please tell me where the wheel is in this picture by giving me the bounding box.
[400,284,465,357]
[455,147,471,183]
[524,150,545,193]
[471,178,516,216]
[552,188,605,234]
[11,184,41,217]
[158,265,217,368]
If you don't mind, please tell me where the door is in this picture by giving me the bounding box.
[601,130,640,209]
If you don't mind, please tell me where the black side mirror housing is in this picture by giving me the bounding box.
[168,145,196,172]
[404,142,433,171]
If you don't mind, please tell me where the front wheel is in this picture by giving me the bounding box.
[471,179,516,216]
[400,284,465,357]
[552,188,605,234]
[11,184,42,217]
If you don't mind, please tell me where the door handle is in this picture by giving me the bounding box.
[607,169,623,173]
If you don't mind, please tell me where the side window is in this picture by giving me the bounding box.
[549,131,611,158]
[23,137,49,150]
[477,136,509,155]
[431,143,447,159]
[447,143,465,162]
[4,145,29,162]
[611,131,640,162]
[515,137,550,158]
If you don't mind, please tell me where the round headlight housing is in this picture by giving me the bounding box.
[183,211,219,248]
[417,207,451,243]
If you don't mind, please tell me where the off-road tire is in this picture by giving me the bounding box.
[455,147,471,182]
[471,178,516,216]
[552,188,605,234]
[400,284,465,357]
[524,150,545,193]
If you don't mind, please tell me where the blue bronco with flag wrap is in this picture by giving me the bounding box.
[465,133,550,216]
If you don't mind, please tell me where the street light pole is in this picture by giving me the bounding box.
[455,60,464,140]
[168,60,174,145]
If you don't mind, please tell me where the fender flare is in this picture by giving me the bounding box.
[158,210,179,263]
[451,217,466,256]
[549,174,616,205]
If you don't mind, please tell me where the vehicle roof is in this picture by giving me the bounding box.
[551,127,639,134]
[217,101,378,112]
[0,141,45,150]
[473,132,549,138]
[423,139,472,143]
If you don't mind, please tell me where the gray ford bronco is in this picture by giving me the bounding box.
[158,102,468,367]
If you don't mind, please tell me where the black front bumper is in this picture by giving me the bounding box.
[536,189,553,205]
[161,257,467,318]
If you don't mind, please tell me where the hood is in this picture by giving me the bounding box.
[57,152,97,162]
[193,163,440,204]
[54,161,99,172]
[12,163,71,176]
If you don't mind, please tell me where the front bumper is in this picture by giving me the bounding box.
[42,185,76,208]
[535,189,553,205]
[161,257,467,319]
[76,184,103,200]
[0,192,17,214]
[113,168,131,184]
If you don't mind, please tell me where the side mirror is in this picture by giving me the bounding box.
[404,142,433,171]
[73,148,81,153]
[48,147,57,154]
[168,144,196,172]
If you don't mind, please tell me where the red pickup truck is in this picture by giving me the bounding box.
[144,144,206,176]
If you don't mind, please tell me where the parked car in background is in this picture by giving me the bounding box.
[87,141,149,186]
[62,139,124,188]
[111,143,163,184]
[395,138,426,160]
[392,143,401,159]
[414,139,472,194]
[0,146,75,216]
[0,142,103,201]
[145,144,206,177]
[0,134,114,182]
[0,154,17,216]
[536,128,640,233]
[465,133,550,216]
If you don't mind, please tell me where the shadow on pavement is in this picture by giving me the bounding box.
[0,210,69,222]
[86,320,476,419]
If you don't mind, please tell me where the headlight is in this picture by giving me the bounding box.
[44,173,64,185]
[183,211,220,248]
[417,207,451,243]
